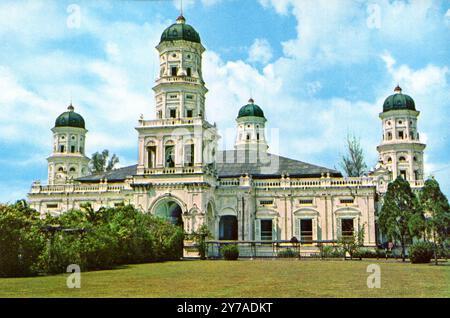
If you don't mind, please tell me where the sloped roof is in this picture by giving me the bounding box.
[75,151,341,182]
[216,150,341,178]
[76,165,138,182]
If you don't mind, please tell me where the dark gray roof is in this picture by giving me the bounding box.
[216,150,341,178]
[76,165,137,182]
[76,151,341,182]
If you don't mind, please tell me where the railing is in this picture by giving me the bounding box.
[31,184,125,194]
[203,240,340,259]
[156,75,201,84]
[138,117,204,127]
[142,166,205,175]
[219,177,425,189]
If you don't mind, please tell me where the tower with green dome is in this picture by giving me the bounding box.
[47,104,90,184]
[376,85,426,183]
[235,98,268,152]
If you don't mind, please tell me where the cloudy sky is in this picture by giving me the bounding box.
[0,0,449,202]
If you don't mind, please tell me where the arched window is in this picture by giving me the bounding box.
[165,141,175,168]
[399,156,406,163]
[387,157,392,164]
[69,167,76,172]
[58,167,64,172]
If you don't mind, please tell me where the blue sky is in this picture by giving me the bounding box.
[0,0,449,202]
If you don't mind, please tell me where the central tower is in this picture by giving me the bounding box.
[135,15,218,176]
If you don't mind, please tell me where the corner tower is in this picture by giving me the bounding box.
[376,86,426,182]
[47,104,90,184]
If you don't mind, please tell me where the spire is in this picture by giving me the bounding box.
[176,0,185,24]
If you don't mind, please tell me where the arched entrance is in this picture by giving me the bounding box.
[154,200,183,227]
[219,215,238,240]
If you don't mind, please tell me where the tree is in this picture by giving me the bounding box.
[89,149,119,174]
[419,178,450,264]
[340,134,367,177]
[378,176,424,261]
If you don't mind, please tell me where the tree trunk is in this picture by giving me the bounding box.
[401,237,406,262]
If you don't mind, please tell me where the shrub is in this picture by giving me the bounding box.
[278,248,297,258]
[1,203,186,276]
[409,241,434,264]
[0,202,46,277]
[321,245,344,258]
[354,248,378,259]
[192,224,212,260]
[221,244,239,260]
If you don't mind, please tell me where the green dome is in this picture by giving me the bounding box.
[55,105,85,129]
[160,15,201,44]
[237,98,266,119]
[383,86,416,112]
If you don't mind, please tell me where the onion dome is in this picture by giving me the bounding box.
[237,98,266,119]
[160,15,201,44]
[55,104,85,129]
[383,85,416,112]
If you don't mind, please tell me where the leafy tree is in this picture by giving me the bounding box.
[340,134,368,177]
[0,201,46,277]
[338,225,365,260]
[89,149,119,173]
[419,178,450,264]
[192,224,212,260]
[378,176,425,261]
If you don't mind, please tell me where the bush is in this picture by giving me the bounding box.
[221,244,239,260]
[354,248,378,259]
[321,245,344,258]
[278,248,297,258]
[1,203,185,276]
[409,241,434,264]
[0,202,46,277]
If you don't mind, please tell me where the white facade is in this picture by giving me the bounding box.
[28,16,428,249]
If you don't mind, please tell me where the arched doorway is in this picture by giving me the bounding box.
[219,215,238,240]
[154,200,183,227]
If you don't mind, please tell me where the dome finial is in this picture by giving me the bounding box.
[394,84,402,94]
[67,103,74,112]
[248,97,254,104]
[176,0,185,24]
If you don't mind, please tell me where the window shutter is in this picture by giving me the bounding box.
[294,218,300,239]
[254,219,261,241]
[272,218,277,241]
[336,218,342,239]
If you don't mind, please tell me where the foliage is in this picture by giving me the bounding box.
[338,226,365,260]
[0,201,47,277]
[419,178,450,264]
[0,203,184,277]
[320,245,344,258]
[89,149,119,173]
[278,248,297,258]
[192,224,212,260]
[340,134,367,177]
[409,241,434,264]
[221,244,239,260]
[378,176,425,261]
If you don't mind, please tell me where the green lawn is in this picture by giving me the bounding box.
[0,260,448,298]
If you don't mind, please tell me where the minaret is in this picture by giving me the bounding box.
[153,14,207,120]
[47,104,90,184]
[235,98,268,152]
[377,85,426,182]
[136,15,218,175]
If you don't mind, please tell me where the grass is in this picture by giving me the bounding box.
[0,260,448,298]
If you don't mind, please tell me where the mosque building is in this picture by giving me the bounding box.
[28,15,426,249]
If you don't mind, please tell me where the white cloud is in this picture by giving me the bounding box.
[247,38,273,64]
